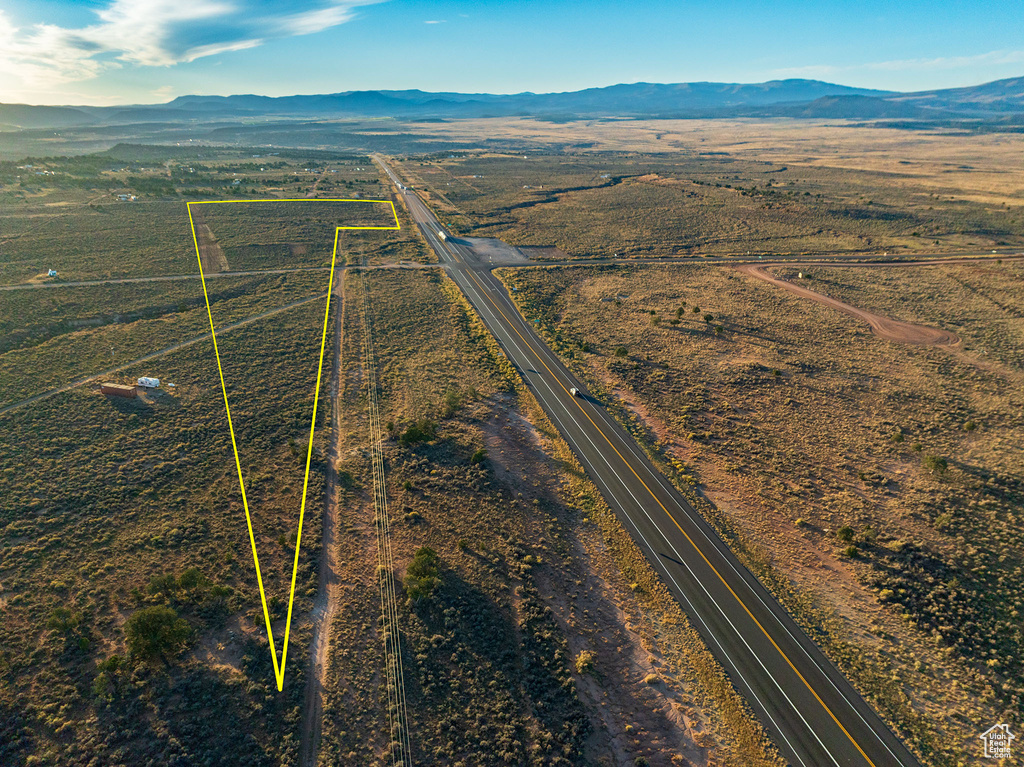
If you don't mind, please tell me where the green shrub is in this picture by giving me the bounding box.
[614,346,627,358]
[923,454,948,475]
[92,655,123,700]
[404,546,441,603]
[46,607,82,636]
[836,525,855,542]
[146,574,177,597]
[439,388,463,418]
[399,418,437,446]
[470,448,487,464]
[124,605,191,664]
[177,567,209,591]
[574,650,596,674]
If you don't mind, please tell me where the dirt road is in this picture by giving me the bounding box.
[0,293,327,416]
[191,206,229,274]
[298,277,345,767]
[737,263,961,346]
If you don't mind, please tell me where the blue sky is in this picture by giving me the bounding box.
[1,0,1022,105]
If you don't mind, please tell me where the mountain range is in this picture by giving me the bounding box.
[1,77,1023,129]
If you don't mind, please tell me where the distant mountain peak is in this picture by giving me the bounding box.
[1,76,1021,129]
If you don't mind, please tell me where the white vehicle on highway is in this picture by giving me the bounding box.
[569,387,580,397]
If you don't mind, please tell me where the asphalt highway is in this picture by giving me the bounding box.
[375,156,922,767]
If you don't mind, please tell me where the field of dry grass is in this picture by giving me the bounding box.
[0,193,423,765]
[0,149,428,286]
[387,119,1024,259]
[315,266,785,766]
[0,271,331,408]
[499,260,1024,764]
[0,295,331,764]
[5,121,1022,765]
[192,197,428,270]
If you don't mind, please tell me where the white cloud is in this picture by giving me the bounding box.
[0,0,383,95]
[423,20,446,24]
[280,5,362,35]
[774,49,1024,80]
[867,50,1024,72]
[181,39,266,64]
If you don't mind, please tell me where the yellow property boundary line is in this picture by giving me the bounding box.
[187,198,400,691]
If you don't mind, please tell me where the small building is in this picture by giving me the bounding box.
[137,376,160,389]
[47,269,57,277]
[101,383,137,398]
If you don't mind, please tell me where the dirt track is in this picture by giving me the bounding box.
[191,205,229,274]
[737,263,961,346]
[0,292,327,416]
[298,278,345,767]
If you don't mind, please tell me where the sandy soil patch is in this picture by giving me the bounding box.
[738,264,960,346]
[478,397,711,766]
[191,207,229,273]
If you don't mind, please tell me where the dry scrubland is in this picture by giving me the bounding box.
[0,298,331,765]
[390,120,1024,258]
[0,194,419,764]
[316,267,784,766]
[0,271,327,408]
[191,197,428,271]
[4,126,1023,765]
[499,261,1024,764]
[0,147,428,285]
[775,261,1024,376]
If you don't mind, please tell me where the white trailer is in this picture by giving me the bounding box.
[438,230,447,241]
[137,377,160,388]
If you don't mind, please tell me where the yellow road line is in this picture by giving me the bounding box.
[463,267,876,766]
[187,198,399,691]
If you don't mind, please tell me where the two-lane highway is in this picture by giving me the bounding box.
[374,156,921,767]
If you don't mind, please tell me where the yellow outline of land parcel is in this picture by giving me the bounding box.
[187,198,400,691]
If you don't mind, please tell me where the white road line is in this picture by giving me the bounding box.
[478,266,910,767]
[452,264,825,766]
[378,159,894,766]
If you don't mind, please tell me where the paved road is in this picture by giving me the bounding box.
[375,155,922,767]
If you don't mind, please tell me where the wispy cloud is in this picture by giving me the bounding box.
[423,20,446,24]
[773,49,1024,80]
[0,0,382,93]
